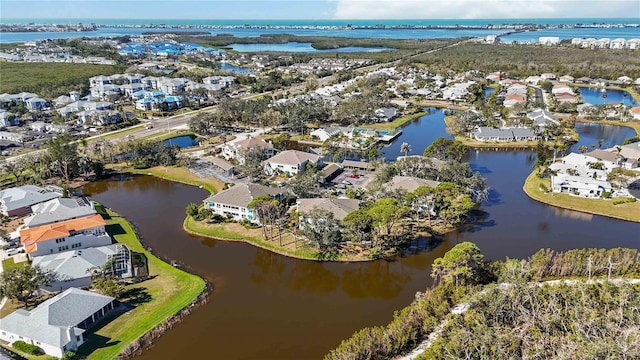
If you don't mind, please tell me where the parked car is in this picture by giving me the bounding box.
[348,174,359,179]
[5,247,24,256]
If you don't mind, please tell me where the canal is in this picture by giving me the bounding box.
[82,109,639,360]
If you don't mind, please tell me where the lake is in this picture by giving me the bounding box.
[163,135,198,149]
[81,110,640,360]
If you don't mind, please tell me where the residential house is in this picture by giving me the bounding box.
[552,83,574,95]
[511,128,539,141]
[297,198,360,229]
[221,137,274,164]
[321,163,343,183]
[32,244,133,292]
[551,173,612,198]
[209,157,236,177]
[629,106,640,120]
[604,142,640,169]
[25,97,47,110]
[0,131,28,144]
[538,37,560,46]
[503,94,526,107]
[442,81,475,100]
[0,110,19,127]
[0,287,115,358]
[473,127,515,142]
[20,214,111,257]
[540,73,557,80]
[548,162,607,181]
[341,159,374,172]
[527,108,560,128]
[375,107,399,122]
[555,92,578,104]
[24,198,96,228]
[559,75,575,83]
[263,150,322,176]
[525,76,542,85]
[310,126,345,142]
[0,185,62,217]
[386,176,440,193]
[202,183,284,224]
[560,152,619,173]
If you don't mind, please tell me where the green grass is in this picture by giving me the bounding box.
[523,171,640,223]
[1,257,29,273]
[0,345,57,360]
[124,165,222,194]
[77,205,206,360]
[0,62,125,98]
[366,111,428,130]
[183,217,322,261]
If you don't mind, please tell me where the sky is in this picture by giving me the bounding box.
[1,0,639,20]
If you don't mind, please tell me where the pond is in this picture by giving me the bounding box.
[578,87,638,107]
[163,135,199,149]
[81,109,640,360]
[219,62,253,74]
[228,42,395,53]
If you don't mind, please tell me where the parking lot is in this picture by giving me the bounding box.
[330,170,374,190]
[188,158,246,184]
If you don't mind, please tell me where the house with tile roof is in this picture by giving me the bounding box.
[202,183,284,224]
[33,244,133,292]
[0,185,62,217]
[0,287,115,358]
[20,214,111,257]
[263,150,322,176]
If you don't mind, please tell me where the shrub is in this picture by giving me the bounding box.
[133,163,149,170]
[601,191,612,198]
[240,219,260,229]
[612,197,637,205]
[12,341,44,355]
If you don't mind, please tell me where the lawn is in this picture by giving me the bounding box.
[77,205,206,360]
[183,217,323,260]
[523,171,640,222]
[1,256,29,273]
[125,165,223,194]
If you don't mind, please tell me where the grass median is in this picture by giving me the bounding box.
[78,205,206,360]
[523,171,640,223]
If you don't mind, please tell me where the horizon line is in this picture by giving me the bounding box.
[3,17,640,21]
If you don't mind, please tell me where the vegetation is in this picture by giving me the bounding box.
[327,244,640,360]
[0,62,125,98]
[412,42,640,79]
[523,171,640,222]
[78,206,205,359]
[0,266,55,308]
[12,341,44,356]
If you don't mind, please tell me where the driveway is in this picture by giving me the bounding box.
[189,158,247,184]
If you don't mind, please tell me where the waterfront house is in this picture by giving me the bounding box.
[511,128,540,141]
[555,92,578,104]
[629,106,640,120]
[24,198,96,228]
[375,107,399,122]
[263,150,322,176]
[221,137,274,164]
[20,214,111,258]
[559,75,575,83]
[32,244,133,292]
[604,142,640,169]
[0,185,62,217]
[297,198,360,229]
[538,37,559,46]
[0,287,115,358]
[551,83,574,95]
[202,183,284,224]
[551,173,612,198]
[473,127,515,142]
[386,176,440,193]
[560,152,619,173]
[548,162,607,181]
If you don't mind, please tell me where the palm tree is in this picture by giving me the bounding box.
[400,142,411,158]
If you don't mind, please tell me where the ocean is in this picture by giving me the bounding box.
[0,18,638,44]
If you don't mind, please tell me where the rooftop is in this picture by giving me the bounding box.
[203,183,283,208]
[20,214,106,247]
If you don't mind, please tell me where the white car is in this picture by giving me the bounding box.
[5,247,24,256]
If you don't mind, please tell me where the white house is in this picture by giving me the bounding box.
[33,244,133,292]
[0,185,62,217]
[538,37,560,46]
[559,75,575,83]
[25,97,47,110]
[0,131,28,144]
[604,142,640,169]
[559,152,619,173]
[221,137,274,164]
[527,108,561,128]
[263,150,322,176]
[202,183,284,224]
[0,288,115,358]
[551,173,612,198]
[20,214,111,257]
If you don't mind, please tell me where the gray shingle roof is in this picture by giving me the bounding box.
[203,183,283,208]
[297,198,360,221]
[265,150,321,166]
[387,176,441,193]
[25,198,96,228]
[0,288,114,349]
[32,244,130,281]
[0,185,62,214]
